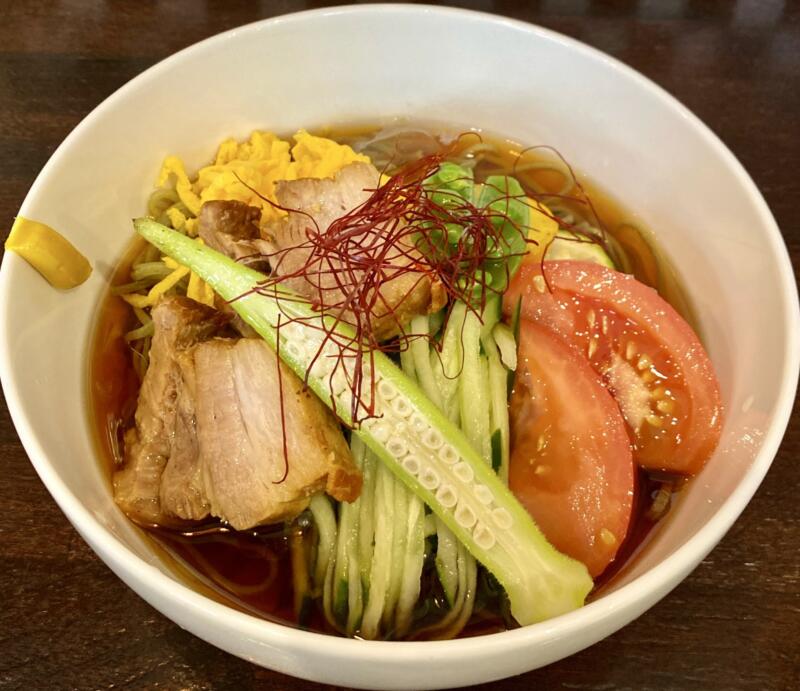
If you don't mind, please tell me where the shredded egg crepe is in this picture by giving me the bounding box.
[124,130,369,311]
[155,130,370,233]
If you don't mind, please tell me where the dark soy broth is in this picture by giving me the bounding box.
[89,125,689,637]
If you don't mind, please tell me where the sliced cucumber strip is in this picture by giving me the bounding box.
[341,437,367,633]
[308,494,337,591]
[482,331,511,483]
[458,310,491,465]
[360,460,395,639]
[431,302,465,425]
[333,490,356,624]
[383,471,409,629]
[479,296,502,341]
[395,494,425,636]
[409,314,443,411]
[492,322,517,372]
[357,451,378,593]
[435,522,460,607]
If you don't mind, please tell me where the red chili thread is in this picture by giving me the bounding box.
[235,151,528,426]
[230,136,596,431]
[273,313,290,484]
[502,143,616,292]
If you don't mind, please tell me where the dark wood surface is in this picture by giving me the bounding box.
[1,2,798,689]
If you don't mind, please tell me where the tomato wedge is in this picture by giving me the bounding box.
[509,320,634,577]
[505,261,723,475]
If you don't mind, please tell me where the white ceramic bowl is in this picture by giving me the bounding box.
[1,5,797,689]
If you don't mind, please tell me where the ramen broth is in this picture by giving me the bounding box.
[89,127,689,636]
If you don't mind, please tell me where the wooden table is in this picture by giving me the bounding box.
[1,2,798,689]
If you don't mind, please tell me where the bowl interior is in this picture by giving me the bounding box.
[1,6,796,689]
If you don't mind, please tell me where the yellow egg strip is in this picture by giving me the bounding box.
[157,156,202,216]
[128,130,369,311]
[165,206,188,232]
[187,270,215,307]
[154,130,369,229]
[121,262,190,308]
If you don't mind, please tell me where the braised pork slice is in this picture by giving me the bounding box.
[192,338,360,530]
[115,295,360,530]
[268,162,445,341]
[158,352,208,521]
[113,296,229,524]
[198,199,272,338]
[197,200,274,264]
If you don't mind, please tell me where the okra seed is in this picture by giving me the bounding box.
[387,437,409,458]
[436,484,457,508]
[422,428,444,450]
[331,369,348,395]
[473,522,496,550]
[455,502,477,529]
[491,507,513,530]
[419,467,440,491]
[402,455,420,476]
[391,396,413,418]
[410,413,427,432]
[453,461,474,483]
[313,355,334,376]
[474,484,493,505]
[371,422,391,443]
[280,324,302,343]
[438,445,459,465]
[377,379,397,400]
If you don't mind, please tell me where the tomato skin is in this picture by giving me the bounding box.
[505,261,723,475]
[510,320,635,577]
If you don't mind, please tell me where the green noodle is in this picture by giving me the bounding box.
[125,322,155,342]
[123,187,190,367]
[147,187,179,219]
[130,261,173,282]
[110,279,152,295]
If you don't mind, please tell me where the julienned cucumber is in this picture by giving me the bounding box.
[134,218,592,625]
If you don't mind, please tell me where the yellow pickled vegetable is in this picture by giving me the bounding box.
[5,216,92,289]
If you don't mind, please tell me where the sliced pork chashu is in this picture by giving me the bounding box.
[267,162,445,341]
[197,199,270,337]
[191,338,360,530]
[113,296,230,524]
[158,351,208,521]
[197,199,274,264]
[114,295,360,530]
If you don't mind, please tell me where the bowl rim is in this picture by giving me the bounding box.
[1,2,798,662]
